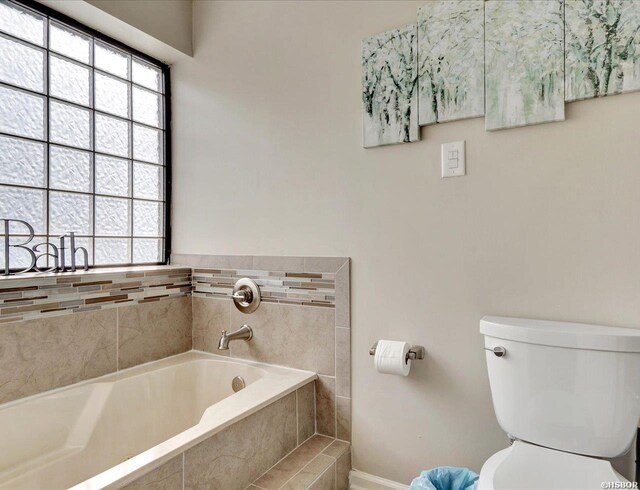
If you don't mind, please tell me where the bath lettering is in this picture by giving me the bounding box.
[1,219,89,275]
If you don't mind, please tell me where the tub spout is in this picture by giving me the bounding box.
[218,325,253,350]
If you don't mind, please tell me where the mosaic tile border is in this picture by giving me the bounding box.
[192,268,336,308]
[0,267,192,323]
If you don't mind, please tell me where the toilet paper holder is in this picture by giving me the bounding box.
[369,341,425,362]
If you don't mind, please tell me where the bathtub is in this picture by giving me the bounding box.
[0,351,316,489]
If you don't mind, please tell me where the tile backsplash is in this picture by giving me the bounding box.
[0,266,192,323]
[192,268,335,307]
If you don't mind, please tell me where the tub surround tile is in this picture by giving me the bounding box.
[253,256,306,273]
[171,253,253,270]
[184,392,297,490]
[118,296,192,370]
[0,267,191,322]
[315,376,336,438]
[252,435,333,489]
[336,397,351,442]
[335,449,351,490]
[334,262,350,329]
[0,255,351,480]
[307,465,335,490]
[192,269,335,308]
[303,257,349,274]
[121,455,183,490]
[0,309,117,404]
[280,454,335,490]
[296,382,316,444]
[322,440,349,460]
[251,436,351,490]
[192,296,230,355]
[335,327,350,398]
[230,302,335,376]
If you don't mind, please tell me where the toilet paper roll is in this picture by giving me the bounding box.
[374,340,411,376]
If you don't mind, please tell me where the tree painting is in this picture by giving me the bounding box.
[485,0,565,131]
[566,0,640,101]
[362,25,419,148]
[418,0,484,126]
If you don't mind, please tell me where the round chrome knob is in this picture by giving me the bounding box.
[232,278,261,314]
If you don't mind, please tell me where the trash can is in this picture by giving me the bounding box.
[409,466,479,490]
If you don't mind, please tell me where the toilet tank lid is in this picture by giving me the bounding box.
[480,316,640,352]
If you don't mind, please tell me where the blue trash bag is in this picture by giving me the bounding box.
[409,466,479,490]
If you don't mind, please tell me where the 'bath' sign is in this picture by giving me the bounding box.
[2,219,89,275]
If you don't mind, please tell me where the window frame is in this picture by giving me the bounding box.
[0,0,172,270]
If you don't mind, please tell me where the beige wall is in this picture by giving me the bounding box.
[170,0,640,484]
[85,0,193,55]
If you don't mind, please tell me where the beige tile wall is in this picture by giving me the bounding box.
[123,382,318,490]
[0,295,192,404]
[172,254,351,444]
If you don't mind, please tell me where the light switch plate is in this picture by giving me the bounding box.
[441,141,465,178]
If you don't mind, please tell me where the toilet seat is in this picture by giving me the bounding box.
[478,441,626,490]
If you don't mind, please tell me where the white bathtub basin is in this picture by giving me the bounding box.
[0,351,316,489]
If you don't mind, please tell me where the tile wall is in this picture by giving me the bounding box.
[172,254,351,443]
[122,382,342,490]
[0,255,351,487]
[0,266,192,404]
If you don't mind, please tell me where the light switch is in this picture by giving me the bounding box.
[441,141,465,178]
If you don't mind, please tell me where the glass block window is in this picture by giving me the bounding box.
[0,0,169,268]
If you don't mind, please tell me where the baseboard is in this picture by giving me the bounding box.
[349,470,409,490]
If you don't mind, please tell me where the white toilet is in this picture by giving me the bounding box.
[479,316,640,490]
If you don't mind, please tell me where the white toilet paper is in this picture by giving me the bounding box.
[374,340,411,376]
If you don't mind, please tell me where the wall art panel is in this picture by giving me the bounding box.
[418,0,484,125]
[566,0,640,102]
[362,25,419,148]
[485,0,565,130]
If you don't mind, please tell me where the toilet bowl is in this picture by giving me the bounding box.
[479,316,640,490]
[478,440,626,490]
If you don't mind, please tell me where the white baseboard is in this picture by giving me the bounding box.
[349,470,409,490]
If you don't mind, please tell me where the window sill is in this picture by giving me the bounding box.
[0,265,187,283]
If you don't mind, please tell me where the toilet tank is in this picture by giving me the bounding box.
[481,316,640,458]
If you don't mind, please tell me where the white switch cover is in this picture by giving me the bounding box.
[441,141,465,178]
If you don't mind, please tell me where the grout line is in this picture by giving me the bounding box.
[314,379,318,434]
[116,307,119,371]
[249,435,305,489]
[181,452,185,490]
[302,461,336,490]
[296,388,299,446]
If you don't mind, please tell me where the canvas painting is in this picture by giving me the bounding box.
[485,0,565,131]
[362,25,419,148]
[417,0,484,126]
[566,0,640,102]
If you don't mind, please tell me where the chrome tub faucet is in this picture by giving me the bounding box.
[218,325,253,350]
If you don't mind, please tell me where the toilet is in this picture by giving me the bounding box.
[479,316,640,490]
